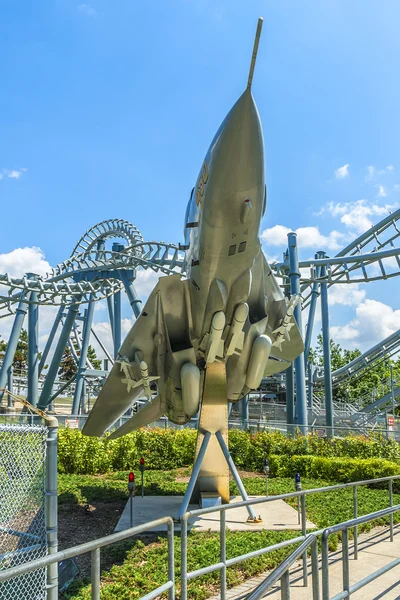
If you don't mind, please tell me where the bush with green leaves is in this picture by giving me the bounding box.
[57,427,400,475]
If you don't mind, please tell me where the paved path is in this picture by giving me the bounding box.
[209,527,400,599]
[115,495,315,533]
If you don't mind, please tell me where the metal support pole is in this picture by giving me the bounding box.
[307,362,314,410]
[107,295,115,346]
[215,430,257,520]
[167,520,175,600]
[120,271,142,318]
[320,260,333,436]
[0,294,30,401]
[7,366,13,408]
[72,302,95,415]
[113,291,121,359]
[311,539,320,600]
[38,302,80,409]
[389,479,394,542]
[342,529,350,595]
[390,363,395,418]
[353,485,358,559]
[180,516,188,600]
[322,532,329,600]
[91,547,100,600]
[27,280,39,407]
[281,571,290,600]
[46,417,58,600]
[286,364,295,435]
[241,395,249,429]
[288,233,307,434]
[39,306,64,376]
[177,431,211,519]
[304,257,322,363]
[301,495,308,587]
[220,509,227,600]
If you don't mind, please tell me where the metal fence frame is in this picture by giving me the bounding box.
[180,474,400,600]
[0,516,175,600]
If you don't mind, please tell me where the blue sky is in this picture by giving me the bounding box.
[1,0,400,354]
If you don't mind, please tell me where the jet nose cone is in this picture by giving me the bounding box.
[208,89,264,192]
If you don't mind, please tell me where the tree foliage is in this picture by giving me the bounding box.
[309,333,400,405]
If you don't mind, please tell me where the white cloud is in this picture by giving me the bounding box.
[365,165,394,182]
[0,174,3,181]
[328,284,366,307]
[334,164,350,179]
[5,169,26,180]
[0,246,51,278]
[317,199,398,234]
[261,225,345,250]
[133,269,160,300]
[78,4,97,17]
[331,299,400,350]
[376,185,387,198]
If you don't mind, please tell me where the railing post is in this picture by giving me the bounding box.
[322,532,330,600]
[389,479,394,542]
[180,515,188,600]
[311,539,320,600]
[167,519,175,600]
[281,570,290,600]
[46,417,58,600]
[353,485,358,559]
[220,509,227,600]
[342,529,350,596]
[301,494,308,587]
[91,547,101,600]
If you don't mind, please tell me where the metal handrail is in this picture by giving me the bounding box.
[180,473,400,600]
[246,534,319,600]
[321,504,400,600]
[0,516,175,600]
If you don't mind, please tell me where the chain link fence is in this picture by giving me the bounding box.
[0,423,48,600]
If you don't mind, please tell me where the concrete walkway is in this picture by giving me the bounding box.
[115,495,315,533]
[209,527,400,599]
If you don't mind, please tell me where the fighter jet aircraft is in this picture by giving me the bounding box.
[83,18,304,439]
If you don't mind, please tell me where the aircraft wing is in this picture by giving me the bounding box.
[83,273,190,437]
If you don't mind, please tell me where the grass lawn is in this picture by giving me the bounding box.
[60,469,400,599]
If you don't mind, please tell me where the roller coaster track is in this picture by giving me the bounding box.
[272,209,400,304]
[0,220,186,315]
[314,327,400,386]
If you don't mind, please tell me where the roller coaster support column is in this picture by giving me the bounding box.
[120,270,142,318]
[39,306,64,376]
[27,275,39,407]
[38,302,80,409]
[286,363,295,435]
[307,362,314,409]
[0,292,30,402]
[72,302,95,414]
[288,233,308,434]
[241,395,249,428]
[113,291,121,358]
[320,257,334,436]
[304,253,322,363]
[7,366,13,408]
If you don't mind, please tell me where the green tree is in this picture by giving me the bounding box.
[309,333,395,405]
[58,346,78,381]
[87,345,102,370]
[13,328,29,372]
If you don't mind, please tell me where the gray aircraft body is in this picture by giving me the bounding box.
[83,19,304,440]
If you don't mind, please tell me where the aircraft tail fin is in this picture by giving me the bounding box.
[108,395,165,439]
[247,17,263,89]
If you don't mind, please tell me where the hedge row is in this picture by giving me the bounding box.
[267,455,400,483]
[58,427,400,475]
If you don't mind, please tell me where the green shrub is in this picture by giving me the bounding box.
[267,454,400,483]
[57,427,400,475]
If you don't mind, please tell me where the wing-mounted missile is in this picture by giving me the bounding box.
[117,354,160,398]
[272,295,301,351]
[225,302,249,356]
[203,311,225,363]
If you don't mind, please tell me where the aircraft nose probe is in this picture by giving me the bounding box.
[247,17,264,90]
